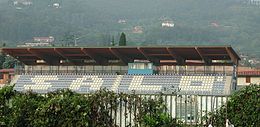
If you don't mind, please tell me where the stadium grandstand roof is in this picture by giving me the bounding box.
[238,71,260,77]
[1,46,240,66]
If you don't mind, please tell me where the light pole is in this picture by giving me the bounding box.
[74,37,79,46]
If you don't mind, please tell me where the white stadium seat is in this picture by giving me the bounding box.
[14,74,231,95]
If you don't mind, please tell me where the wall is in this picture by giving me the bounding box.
[237,76,260,86]
[0,73,10,84]
[128,69,154,75]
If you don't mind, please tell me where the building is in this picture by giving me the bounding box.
[210,22,219,28]
[118,19,127,24]
[17,42,52,47]
[162,20,175,28]
[16,36,55,47]
[33,36,54,43]
[237,70,260,88]
[0,69,15,87]
[13,0,32,6]
[132,26,143,33]
[53,3,60,8]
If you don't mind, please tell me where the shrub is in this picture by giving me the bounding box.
[207,84,260,127]
[138,96,183,127]
[0,87,183,127]
[0,85,16,126]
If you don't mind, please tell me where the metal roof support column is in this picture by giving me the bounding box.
[54,48,75,65]
[137,47,160,65]
[166,48,185,65]
[109,48,132,65]
[27,48,57,65]
[81,48,108,65]
[225,47,239,65]
[195,47,212,65]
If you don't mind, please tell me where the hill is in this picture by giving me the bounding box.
[0,0,259,56]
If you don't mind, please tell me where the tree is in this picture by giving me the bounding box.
[0,54,5,69]
[2,56,17,69]
[61,33,75,46]
[2,43,6,47]
[0,85,15,126]
[111,36,115,46]
[119,32,126,46]
[207,84,260,127]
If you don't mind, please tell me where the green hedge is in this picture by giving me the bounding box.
[0,86,182,127]
[207,84,260,127]
[1,84,258,127]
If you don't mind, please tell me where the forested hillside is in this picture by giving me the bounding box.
[0,0,259,56]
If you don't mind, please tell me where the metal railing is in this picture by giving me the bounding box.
[15,69,233,76]
[104,94,229,126]
[15,69,128,75]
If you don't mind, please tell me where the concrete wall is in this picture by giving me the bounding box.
[237,76,260,86]
[0,73,10,84]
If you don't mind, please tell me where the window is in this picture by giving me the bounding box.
[129,63,153,69]
[246,77,251,83]
[0,73,3,79]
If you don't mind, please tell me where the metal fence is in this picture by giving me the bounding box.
[109,94,229,127]
[15,65,234,76]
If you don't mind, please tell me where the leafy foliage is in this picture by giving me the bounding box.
[0,54,18,69]
[2,84,258,126]
[0,54,6,69]
[138,96,183,127]
[0,85,15,126]
[2,55,17,69]
[207,84,260,127]
[8,92,46,127]
[0,87,181,127]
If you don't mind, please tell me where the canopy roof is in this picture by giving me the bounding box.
[1,46,240,66]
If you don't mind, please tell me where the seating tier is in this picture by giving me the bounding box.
[14,74,230,95]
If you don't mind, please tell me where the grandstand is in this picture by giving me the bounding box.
[2,46,239,95]
[2,46,240,125]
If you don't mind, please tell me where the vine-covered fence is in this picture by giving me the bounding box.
[107,94,229,126]
[1,86,230,127]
